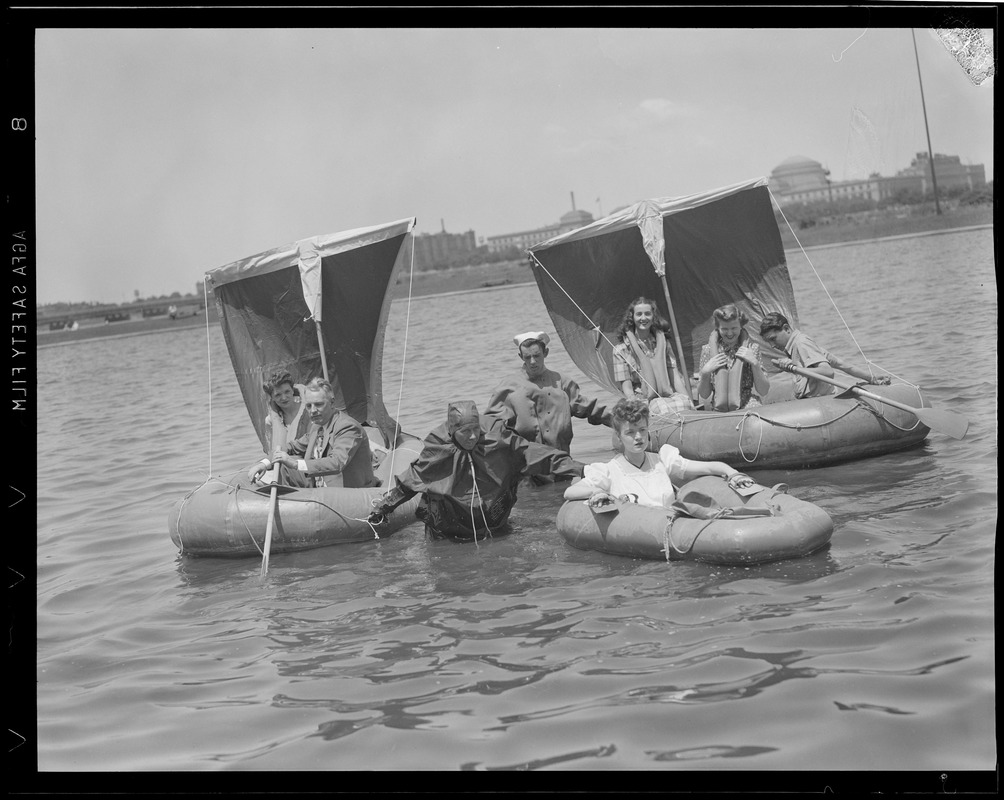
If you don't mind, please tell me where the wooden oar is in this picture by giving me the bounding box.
[772,360,969,440]
[260,474,279,577]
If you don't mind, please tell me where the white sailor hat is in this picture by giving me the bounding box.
[513,331,550,348]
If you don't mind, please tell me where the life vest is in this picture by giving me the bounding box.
[707,329,750,412]
[625,329,676,400]
[266,403,307,452]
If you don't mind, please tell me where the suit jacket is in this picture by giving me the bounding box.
[286,410,376,488]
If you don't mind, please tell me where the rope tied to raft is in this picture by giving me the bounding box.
[654,389,922,467]
[660,483,783,560]
[851,394,925,433]
[732,405,863,462]
[174,472,245,554]
[661,510,724,560]
[230,483,397,552]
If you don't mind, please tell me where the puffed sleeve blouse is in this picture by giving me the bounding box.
[578,444,690,508]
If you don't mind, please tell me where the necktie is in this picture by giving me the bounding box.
[312,427,327,488]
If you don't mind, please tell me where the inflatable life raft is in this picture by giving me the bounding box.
[168,435,423,558]
[649,382,930,469]
[555,475,833,565]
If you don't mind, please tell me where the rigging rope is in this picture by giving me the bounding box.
[768,188,916,388]
[387,235,417,483]
[204,279,213,476]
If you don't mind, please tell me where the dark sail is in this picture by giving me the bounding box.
[527,178,797,394]
[206,218,416,449]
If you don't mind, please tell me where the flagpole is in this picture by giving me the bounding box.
[911,28,942,215]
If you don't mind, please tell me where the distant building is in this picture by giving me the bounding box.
[414,221,478,269]
[486,193,595,254]
[895,152,986,194]
[769,152,986,206]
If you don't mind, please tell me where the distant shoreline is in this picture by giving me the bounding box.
[785,222,992,253]
[38,219,993,349]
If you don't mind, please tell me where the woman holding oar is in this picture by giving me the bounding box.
[249,371,310,484]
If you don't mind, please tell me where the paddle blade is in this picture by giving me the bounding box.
[915,406,970,440]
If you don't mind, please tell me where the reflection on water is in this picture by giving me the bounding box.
[35,229,996,774]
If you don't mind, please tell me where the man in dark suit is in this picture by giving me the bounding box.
[248,377,376,489]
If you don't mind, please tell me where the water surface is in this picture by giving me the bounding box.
[34,229,996,780]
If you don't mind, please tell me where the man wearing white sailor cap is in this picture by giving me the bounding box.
[485,330,613,478]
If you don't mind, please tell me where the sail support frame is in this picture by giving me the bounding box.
[205,217,416,450]
[527,178,798,400]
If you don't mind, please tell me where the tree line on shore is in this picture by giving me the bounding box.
[38,290,200,319]
[776,181,993,231]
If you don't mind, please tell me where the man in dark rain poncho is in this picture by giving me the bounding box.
[367,401,585,541]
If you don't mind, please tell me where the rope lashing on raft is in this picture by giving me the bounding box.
[174,472,246,554]
[648,406,692,426]
[653,405,863,460]
[768,189,918,390]
[661,507,750,560]
[660,483,786,560]
[527,251,689,405]
[229,440,430,550]
[850,393,925,433]
[652,393,917,463]
[230,483,391,552]
[734,406,859,462]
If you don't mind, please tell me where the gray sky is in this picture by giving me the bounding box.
[35,26,994,305]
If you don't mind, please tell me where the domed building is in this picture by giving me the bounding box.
[768,156,830,194]
[486,194,595,254]
[768,151,986,208]
[559,208,594,227]
[769,155,869,206]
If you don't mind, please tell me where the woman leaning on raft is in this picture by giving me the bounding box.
[697,304,770,411]
[564,398,754,510]
[611,297,692,415]
[255,370,310,484]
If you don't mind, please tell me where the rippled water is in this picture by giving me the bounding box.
[34,229,995,778]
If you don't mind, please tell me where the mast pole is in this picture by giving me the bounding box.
[911,28,942,215]
[658,275,696,406]
[315,321,330,382]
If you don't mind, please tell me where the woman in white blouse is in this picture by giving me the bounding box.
[564,398,754,509]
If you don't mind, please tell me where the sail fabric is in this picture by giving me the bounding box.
[527,178,797,395]
[297,238,324,322]
[207,218,416,450]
